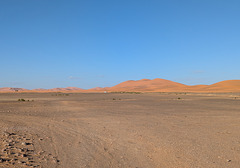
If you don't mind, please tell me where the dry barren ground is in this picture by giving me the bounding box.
[0,92,240,168]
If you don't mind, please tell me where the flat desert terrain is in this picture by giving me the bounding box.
[0,92,240,168]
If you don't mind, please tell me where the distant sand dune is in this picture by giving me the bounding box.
[0,79,239,92]
[89,79,240,92]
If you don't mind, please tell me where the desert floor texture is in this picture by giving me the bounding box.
[0,92,240,168]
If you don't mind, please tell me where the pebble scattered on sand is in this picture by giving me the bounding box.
[0,131,60,167]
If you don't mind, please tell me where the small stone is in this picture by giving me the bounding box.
[22,154,28,157]
[20,148,26,152]
[227,159,231,162]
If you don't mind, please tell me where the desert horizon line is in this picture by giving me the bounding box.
[0,78,239,92]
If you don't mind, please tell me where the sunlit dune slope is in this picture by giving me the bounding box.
[105,78,188,92]
[93,79,240,92]
[204,80,240,92]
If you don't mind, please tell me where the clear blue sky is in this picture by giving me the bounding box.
[0,0,240,89]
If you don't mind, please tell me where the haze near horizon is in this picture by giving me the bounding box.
[1,0,240,89]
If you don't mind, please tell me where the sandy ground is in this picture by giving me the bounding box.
[0,92,240,168]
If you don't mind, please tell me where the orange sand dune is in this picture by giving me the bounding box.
[105,78,187,92]
[208,80,240,91]
[87,79,240,92]
[88,87,108,91]
[185,80,240,92]
[0,79,239,92]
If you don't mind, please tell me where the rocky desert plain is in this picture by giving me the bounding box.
[0,78,240,168]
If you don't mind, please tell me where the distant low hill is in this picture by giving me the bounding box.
[32,87,85,92]
[0,87,29,92]
[0,79,239,92]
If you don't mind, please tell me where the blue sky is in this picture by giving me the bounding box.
[0,0,240,89]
